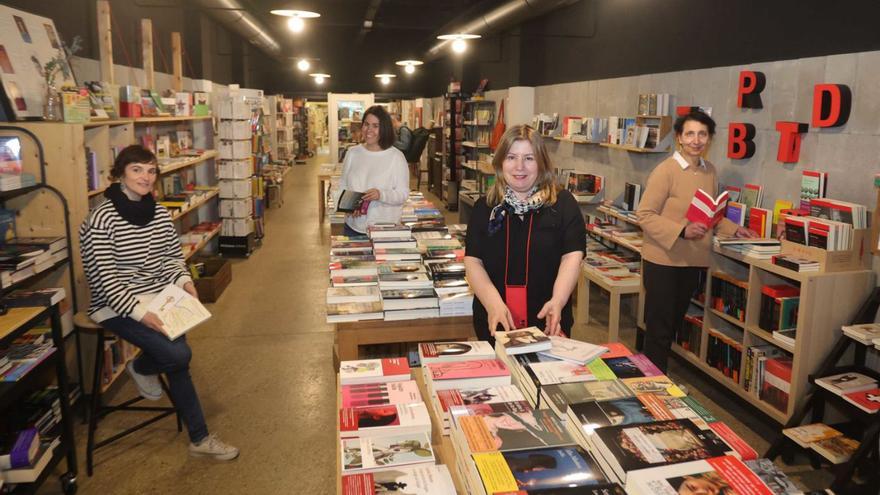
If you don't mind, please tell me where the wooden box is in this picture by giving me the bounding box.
[780,229,871,272]
[191,257,232,303]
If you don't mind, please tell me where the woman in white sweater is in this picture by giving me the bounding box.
[337,105,410,236]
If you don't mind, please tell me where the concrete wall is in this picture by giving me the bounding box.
[535,50,880,215]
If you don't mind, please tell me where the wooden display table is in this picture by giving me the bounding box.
[575,264,640,343]
[335,316,474,362]
[336,370,465,494]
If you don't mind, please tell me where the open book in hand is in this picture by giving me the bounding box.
[337,190,366,213]
[686,189,729,227]
[140,284,211,340]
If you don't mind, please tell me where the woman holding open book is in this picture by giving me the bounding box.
[464,125,586,342]
[337,105,410,237]
[79,145,239,461]
[637,111,754,372]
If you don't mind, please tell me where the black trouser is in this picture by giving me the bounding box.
[642,260,704,373]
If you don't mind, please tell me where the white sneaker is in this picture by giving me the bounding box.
[189,434,240,461]
[125,360,162,401]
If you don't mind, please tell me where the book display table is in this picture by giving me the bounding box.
[334,316,474,362]
[575,264,641,343]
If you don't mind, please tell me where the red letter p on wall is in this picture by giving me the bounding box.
[738,71,766,109]
[812,84,852,127]
[727,123,756,159]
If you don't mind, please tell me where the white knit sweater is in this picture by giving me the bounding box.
[337,145,410,233]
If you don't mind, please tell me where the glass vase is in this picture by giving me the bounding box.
[43,84,61,121]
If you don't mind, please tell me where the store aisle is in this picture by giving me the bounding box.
[42,156,338,494]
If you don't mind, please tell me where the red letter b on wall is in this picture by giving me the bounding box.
[728,123,756,159]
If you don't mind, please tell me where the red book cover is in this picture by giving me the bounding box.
[427,359,509,380]
[748,207,770,237]
[843,388,880,412]
[436,389,464,412]
[601,342,632,359]
[708,422,759,460]
[686,189,729,227]
[760,284,800,298]
[339,405,401,432]
[341,473,373,495]
[706,456,774,495]
[340,381,421,408]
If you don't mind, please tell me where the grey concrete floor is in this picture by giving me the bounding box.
[35,155,827,494]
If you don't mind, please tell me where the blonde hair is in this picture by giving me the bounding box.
[486,125,558,207]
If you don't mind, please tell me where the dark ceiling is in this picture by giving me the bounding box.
[236,0,504,93]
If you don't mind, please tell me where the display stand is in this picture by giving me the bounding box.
[574,264,641,344]
[334,316,474,362]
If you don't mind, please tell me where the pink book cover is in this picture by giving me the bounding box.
[436,389,464,412]
[341,380,421,408]
[630,353,663,377]
[427,359,509,381]
[340,405,401,432]
[706,456,773,494]
[708,422,758,461]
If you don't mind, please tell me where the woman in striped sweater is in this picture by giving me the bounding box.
[80,145,238,460]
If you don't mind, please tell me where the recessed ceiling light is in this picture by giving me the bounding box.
[395,60,423,75]
[309,73,330,84]
[297,59,310,71]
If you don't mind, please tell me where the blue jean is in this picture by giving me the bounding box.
[101,316,209,443]
[343,223,365,237]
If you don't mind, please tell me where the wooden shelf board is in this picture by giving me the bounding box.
[460,141,489,148]
[671,343,789,423]
[600,142,669,153]
[134,115,213,124]
[553,137,600,145]
[708,308,746,329]
[588,229,643,254]
[597,205,641,226]
[746,324,795,353]
[158,150,218,175]
[713,245,807,283]
[84,118,134,128]
[100,348,142,394]
[170,189,220,221]
[0,307,49,341]
[183,226,221,261]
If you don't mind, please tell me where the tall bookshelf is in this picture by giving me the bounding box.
[268,95,294,164]
[442,92,464,211]
[672,245,875,423]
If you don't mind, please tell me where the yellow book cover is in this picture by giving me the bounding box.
[472,452,518,493]
[773,199,793,225]
[623,376,685,397]
[459,415,497,453]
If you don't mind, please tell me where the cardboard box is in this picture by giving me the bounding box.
[217,99,251,120]
[219,120,251,140]
[219,139,251,159]
[190,257,231,303]
[218,159,253,179]
[222,217,254,237]
[219,179,253,199]
[220,198,253,218]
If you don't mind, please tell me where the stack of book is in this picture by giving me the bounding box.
[841,322,880,346]
[758,284,800,346]
[710,272,749,322]
[770,254,820,272]
[782,423,860,464]
[0,330,56,382]
[583,252,641,287]
[0,431,61,485]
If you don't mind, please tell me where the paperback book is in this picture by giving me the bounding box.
[341,464,457,495]
[339,403,432,439]
[474,446,608,494]
[537,336,608,365]
[339,358,411,386]
[686,189,729,227]
[425,359,511,391]
[458,409,573,453]
[341,433,434,474]
[625,455,775,495]
[815,372,877,395]
[340,381,421,408]
[418,341,494,365]
[139,284,211,340]
[497,327,552,355]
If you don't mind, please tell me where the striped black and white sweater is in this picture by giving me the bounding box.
[79,200,192,323]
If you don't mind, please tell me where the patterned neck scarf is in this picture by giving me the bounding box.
[488,186,546,235]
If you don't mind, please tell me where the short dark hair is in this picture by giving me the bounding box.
[110,145,157,180]
[674,110,716,137]
[363,105,395,149]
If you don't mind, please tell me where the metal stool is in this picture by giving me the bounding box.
[74,312,182,476]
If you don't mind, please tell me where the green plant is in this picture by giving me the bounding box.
[31,35,82,88]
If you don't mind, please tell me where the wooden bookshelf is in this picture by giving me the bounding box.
[597,205,640,227]
[681,247,876,424]
[134,115,212,124]
[170,189,220,221]
[183,226,222,261]
[599,142,668,153]
[158,150,218,175]
[99,348,142,394]
[84,118,135,128]
[553,136,598,145]
[0,307,48,341]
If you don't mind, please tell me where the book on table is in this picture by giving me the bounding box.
[800,169,828,211]
[379,288,437,311]
[624,455,777,495]
[537,336,608,365]
[529,358,616,386]
[326,301,384,323]
[326,286,381,304]
[496,327,552,355]
[591,418,736,483]
[435,385,528,427]
[685,189,729,227]
[340,380,421,408]
[331,272,380,287]
[418,341,494,365]
[340,432,434,475]
[724,201,747,226]
[842,387,880,414]
[137,284,211,341]
[740,183,763,209]
[425,359,511,391]
[601,354,663,379]
[458,409,573,453]
[472,446,612,494]
[339,358,411,386]
[781,423,842,448]
[336,190,366,213]
[541,380,636,418]
[341,464,457,495]
[339,402,432,439]
[747,207,773,238]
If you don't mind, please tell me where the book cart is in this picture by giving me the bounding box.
[764,288,880,494]
[0,127,79,494]
[671,241,875,424]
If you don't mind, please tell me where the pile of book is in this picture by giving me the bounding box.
[0,427,61,485]
[770,254,820,272]
[758,284,800,346]
[706,327,743,381]
[566,172,604,200]
[0,236,69,288]
[327,221,474,322]
[583,251,641,288]
[588,221,644,253]
[815,371,880,414]
[714,237,782,259]
[338,357,457,494]
[782,196,866,251]
[179,221,221,258]
[0,328,56,382]
[841,322,880,347]
[710,271,749,322]
[782,423,860,464]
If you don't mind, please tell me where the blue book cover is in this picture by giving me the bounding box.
[501,446,607,490]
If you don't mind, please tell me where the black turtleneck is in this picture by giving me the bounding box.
[105,182,157,226]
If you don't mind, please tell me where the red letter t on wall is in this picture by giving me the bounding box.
[775,121,809,163]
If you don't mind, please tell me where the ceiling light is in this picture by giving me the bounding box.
[375,74,396,85]
[395,59,423,75]
[297,59,310,71]
[270,9,320,34]
[437,33,481,54]
[309,73,330,84]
